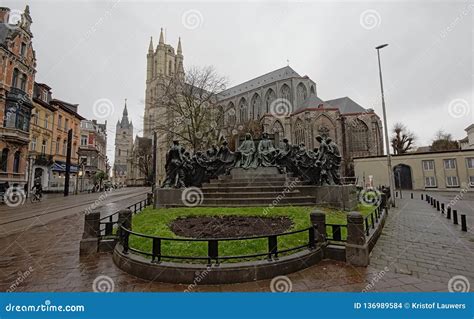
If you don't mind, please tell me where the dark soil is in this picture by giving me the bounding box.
[170,216,293,239]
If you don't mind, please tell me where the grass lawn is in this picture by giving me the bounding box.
[127,204,376,263]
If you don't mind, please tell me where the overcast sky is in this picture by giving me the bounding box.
[4,0,473,163]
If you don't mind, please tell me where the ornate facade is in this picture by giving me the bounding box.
[0,6,36,188]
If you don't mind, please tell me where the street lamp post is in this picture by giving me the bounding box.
[375,43,396,207]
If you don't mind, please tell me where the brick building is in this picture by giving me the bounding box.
[0,6,36,189]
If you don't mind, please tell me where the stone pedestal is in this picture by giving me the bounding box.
[230,167,281,179]
[80,211,100,255]
[345,211,369,266]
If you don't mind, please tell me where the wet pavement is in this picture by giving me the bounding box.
[0,187,150,237]
[0,196,473,292]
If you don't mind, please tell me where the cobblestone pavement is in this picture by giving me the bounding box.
[0,197,472,292]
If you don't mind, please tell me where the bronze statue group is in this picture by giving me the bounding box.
[162,133,342,188]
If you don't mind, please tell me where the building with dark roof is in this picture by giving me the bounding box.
[217,66,384,175]
[143,30,384,180]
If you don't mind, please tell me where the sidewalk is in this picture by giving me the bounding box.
[1,197,472,292]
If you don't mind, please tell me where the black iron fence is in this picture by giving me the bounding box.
[363,203,384,237]
[119,225,317,264]
[99,196,151,238]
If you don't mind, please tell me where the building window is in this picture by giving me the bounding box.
[32,110,39,125]
[446,176,459,187]
[55,138,60,153]
[20,42,26,57]
[20,74,27,91]
[424,176,436,187]
[62,140,67,156]
[44,115,49,129]
[467,158,474,169]
[81,135,88,146]
[350,119,369,152]
[422,160,434,171]
[65,118,69,131]
[13,151,20,173]
[31,136,37,151]
[265,89,276,113]
[296,82,307,106]
[58,115,62,129]
[295,119,304,145]
[239,98,247,123]
[41,139,47,154]
[1,148,9,172]
[12,68,19,88]
[444,159,456,169]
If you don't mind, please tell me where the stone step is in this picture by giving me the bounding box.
[201,186,298,193]
[202,191,303,199]
[203,181,293,187]
[217,174,288,181]
[201,196,316,206]
[210,177,295,184]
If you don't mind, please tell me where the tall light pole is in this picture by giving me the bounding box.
[376,43,396,206]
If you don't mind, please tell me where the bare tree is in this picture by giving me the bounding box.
[431,130,459,151]
[391,122,416,154]
[134,138,153,185]
[147,66,228,151]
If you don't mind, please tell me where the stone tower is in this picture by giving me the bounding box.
[143,28,184,138]
[143,28,184,183]
[113,100,133,186]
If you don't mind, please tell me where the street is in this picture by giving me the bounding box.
[0,187,151,238]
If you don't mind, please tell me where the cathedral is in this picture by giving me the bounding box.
[128,28,384,185]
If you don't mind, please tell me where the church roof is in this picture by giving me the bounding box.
[219,66,301,100]
[294,94,326,112]
[325,97,367,114]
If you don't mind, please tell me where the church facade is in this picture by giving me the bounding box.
[138,29,384,184]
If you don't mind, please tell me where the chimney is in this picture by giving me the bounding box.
[0,7,11,24]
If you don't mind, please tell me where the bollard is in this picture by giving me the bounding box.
[453,210,458,225]
[395,191,398,198]
[310,210,327,243]
[441,203,445,214]
[461,215,467,232]
[436,201,440,211]
[79,210,100,255]
[447,207,451,219]
[346,212,369,266]
[421,194,424,200]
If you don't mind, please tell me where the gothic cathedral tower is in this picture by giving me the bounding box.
[143,28,184,183]
[113,101,133,186]
[144,28,184,138]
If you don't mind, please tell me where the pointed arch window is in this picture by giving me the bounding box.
[251,93,261,120]
[239,98,247,123]
[350,119,369,152]
[227,102,236,126]
[280,84,291,101]
[265,89,276,113]
[296,83,307,106]
[295,119,305,145]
